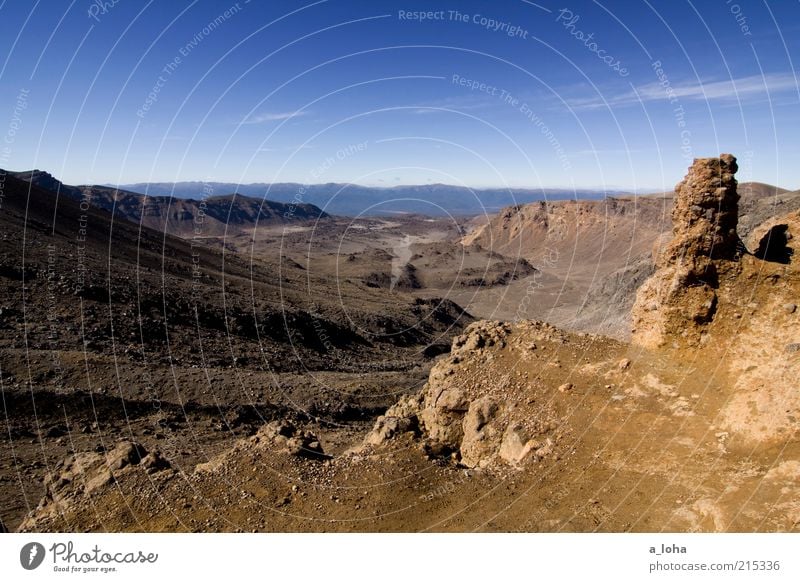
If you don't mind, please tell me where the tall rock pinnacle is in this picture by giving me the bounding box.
[631,154,740,348]
[666,153,739,263]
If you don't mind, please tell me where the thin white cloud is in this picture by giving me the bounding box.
[242,110,309,124]
[573,148,644,155]
[257,144,315,152]
[409,94,498,115]
[569,73,799,110]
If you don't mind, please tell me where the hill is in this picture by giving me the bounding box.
[8,169,328,238]
[118,180,629,217]
[0,168,472,530]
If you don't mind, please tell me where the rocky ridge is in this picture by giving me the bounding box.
[367,321,572,470]
[367,154,799,470]
[7,169,328,237]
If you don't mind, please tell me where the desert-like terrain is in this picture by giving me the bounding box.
[0,169,470,531]
[1,154,798,533]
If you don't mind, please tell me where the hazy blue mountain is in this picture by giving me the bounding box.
[117,181,626,217]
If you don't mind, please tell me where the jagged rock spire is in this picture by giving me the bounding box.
[631,155,739,348]
[666,153,739,263]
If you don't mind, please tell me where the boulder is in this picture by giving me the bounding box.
[364,394,423,446]
[255,421,327,459]
[106,441,147,471]
[18,440,170,531]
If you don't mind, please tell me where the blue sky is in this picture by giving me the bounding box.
[0,0,798,191]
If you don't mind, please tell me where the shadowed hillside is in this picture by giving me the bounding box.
[9,169,328,238]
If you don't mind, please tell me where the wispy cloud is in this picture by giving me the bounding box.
[573,148,644,156]
[257,144,315,152]
[569,73,799,110]
[409,94,499,115]
[241,110,309,124]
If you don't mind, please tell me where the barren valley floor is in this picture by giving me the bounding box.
[2,163,799,532]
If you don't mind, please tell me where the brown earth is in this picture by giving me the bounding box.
[0,169,472,530]
[10,156,799,533]
[454,182,799,339]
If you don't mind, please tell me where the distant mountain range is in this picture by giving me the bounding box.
[7,170,327,237]
[10,168,796,237]
[116,180,627,217]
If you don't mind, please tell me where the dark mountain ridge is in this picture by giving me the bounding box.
[7,169,328,238]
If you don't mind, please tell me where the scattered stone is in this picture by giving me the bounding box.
[106,441,147,471]
[141,451,171,474]
[499,425,534,464]
[558,383,573,393]
[255,421,328,459]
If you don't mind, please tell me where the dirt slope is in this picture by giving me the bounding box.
[18,311,797,533]
[15,156,799,533]
[0,169,472,530]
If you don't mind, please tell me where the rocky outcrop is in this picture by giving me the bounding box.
[366,320,577,469]
[253,421,327,459]
[368,154,796,468]
[18,441,171,531]
[195,420,328,477]
[718,209,800,443]
[748,213,797,264]
[632,155,740,348]
[630,154,800,444]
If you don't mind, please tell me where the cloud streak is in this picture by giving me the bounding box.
[241,110,309,124]
[408,94,500,115]
[569,73,799,110]
[257,144,315,152]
